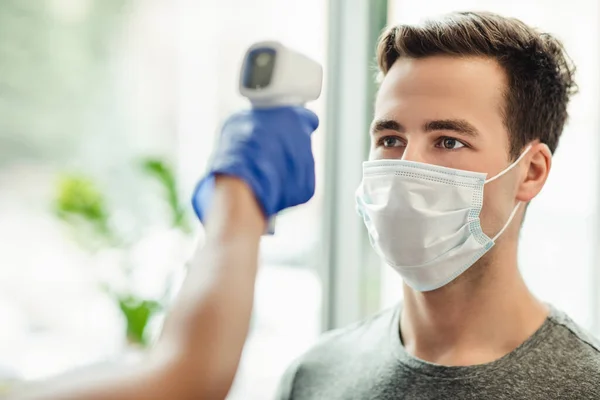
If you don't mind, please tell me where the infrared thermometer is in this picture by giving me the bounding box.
[239,41,323,233]
[239,41,323,107]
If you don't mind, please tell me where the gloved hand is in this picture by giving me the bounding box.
[192,106,319,223]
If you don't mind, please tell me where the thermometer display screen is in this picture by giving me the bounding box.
[243,48,276,90]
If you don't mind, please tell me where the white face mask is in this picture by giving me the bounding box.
[355,146,531,292]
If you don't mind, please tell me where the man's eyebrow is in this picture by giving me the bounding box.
[370,119,404,134]
[424,119,480,138]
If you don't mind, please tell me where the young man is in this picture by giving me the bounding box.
[276,11,600,400]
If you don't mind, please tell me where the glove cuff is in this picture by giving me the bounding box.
[191,170,274,224]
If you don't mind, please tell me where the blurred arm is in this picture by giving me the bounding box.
[11,176,265,400]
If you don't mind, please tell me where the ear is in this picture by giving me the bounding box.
[516,142,552,202]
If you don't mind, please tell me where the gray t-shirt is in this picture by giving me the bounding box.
[275,304,600,399]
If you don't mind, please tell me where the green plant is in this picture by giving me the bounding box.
[118,296,162,346]
[140,158,191,234]
[53,157,192,347]
[54,174,120,250]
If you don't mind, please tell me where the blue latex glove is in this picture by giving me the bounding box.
[192,106,319,223]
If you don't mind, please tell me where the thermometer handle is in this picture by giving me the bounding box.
[266,216,276,235]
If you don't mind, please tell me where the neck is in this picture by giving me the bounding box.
[400,240,548,366]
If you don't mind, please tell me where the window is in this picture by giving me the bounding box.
[0,0,180,381]
[0,1,329,398]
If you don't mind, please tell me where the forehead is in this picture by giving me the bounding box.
[375,56,507,133]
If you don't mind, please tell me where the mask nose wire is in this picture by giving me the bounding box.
[485,145,532,184]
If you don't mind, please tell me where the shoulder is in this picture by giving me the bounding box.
[301,304,400,361]
[547,306,600,352]
[274,305,400,399]
[532,306,600,397]
[545,306,600,370]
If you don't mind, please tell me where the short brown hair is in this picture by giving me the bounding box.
[376,11,578,159]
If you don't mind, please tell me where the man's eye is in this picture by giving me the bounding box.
[437,137,465,150]
[381,136,404,148]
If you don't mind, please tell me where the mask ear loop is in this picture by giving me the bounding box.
[485,145,532,184]
[487,145,533,241]
[492,202,521,241]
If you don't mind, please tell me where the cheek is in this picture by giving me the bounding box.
[368,147,380,161]
[368,140,379,160]
[479,181,515,236]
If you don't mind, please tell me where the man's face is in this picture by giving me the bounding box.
[371,56,525,241]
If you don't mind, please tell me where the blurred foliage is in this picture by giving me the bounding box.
[56,176,108,223]
[0,0,130,165]
[6,0,185,349]
[54,157,191,346]
[54,174,117,249]
[118,296,162,346]
[140,158,192,234]
[0,383,11,396]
